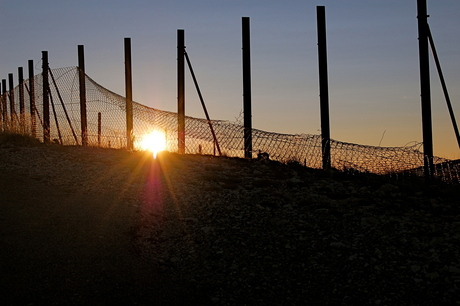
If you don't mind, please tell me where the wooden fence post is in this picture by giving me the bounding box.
[28,60,36,138]
[317,6,331,170]
[177,29,185,154]
[1,79,7,130]
[124,38,133,151]
[42,51,50,143]
[8,73,15,126]
[0,82,2,131]
[78,45,88,146]
[242,17,252,159]
[18,67,25,133]
[98,112,101,147]
[417,0,434,178]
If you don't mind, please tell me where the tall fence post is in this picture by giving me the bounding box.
[0,82,2,131]
[124,38,134,151]
[177,29,185,154]
[42,51,50,143]
[28,60,36,138]
[317,6,331,170]
[417,0,434,178]
[78,45,88,146]
[242,17,252,159]
[1,79,7,130]
[8,73,15,125]
[18,67,25,133]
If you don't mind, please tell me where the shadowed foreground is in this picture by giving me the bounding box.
[0,139,459,305]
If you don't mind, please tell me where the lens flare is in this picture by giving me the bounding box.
[139,130,167,158]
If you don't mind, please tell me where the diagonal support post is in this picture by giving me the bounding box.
[427,25,460,150]
[49,68,79,145]
[184,50,222,156]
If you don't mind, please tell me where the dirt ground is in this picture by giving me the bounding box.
[0,171,208,305]
[1,137,459,305]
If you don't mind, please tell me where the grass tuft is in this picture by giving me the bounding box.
[0,132,42,147]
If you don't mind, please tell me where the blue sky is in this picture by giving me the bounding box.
[1,0,459,158]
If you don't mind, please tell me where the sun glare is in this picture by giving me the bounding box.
[139,130,167,158]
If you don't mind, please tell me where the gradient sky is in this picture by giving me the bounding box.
[1,0,459,158]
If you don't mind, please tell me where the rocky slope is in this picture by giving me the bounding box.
[1,135,459,305]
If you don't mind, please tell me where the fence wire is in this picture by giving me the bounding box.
[1,66,458,183]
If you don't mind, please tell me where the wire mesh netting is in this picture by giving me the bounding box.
[1,66,459,183]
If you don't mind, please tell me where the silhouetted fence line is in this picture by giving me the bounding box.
[0,66,458,183]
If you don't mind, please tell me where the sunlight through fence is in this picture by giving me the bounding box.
[1,66,458,183]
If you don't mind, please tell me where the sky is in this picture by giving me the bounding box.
[1,0,460,159]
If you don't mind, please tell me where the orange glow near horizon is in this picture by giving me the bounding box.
[138,130,167,159]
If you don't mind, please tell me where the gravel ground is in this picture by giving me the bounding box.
[1,134,459,305]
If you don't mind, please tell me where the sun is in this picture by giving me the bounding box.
[138,130,167,158]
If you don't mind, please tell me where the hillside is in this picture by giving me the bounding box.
[1,134,459,305]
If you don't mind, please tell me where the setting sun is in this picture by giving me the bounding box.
[138,130,167,158]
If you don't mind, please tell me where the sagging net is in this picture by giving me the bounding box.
[1,66,459,183]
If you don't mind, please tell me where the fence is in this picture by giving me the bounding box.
[1,66,459,183]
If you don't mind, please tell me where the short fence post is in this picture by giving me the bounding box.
[1,79,7,130]
[78,45,88,146]
[28,60,36,138]
[124,38,133,151]
[98,112,101,147]
[42,51,50,144]
[242,17,252,159]
[18,67,25,133]
[177,29,185,154]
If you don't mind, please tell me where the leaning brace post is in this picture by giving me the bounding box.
[177,29,185,154]
[242,17,252,159]
[48,87,62,144]
[427,25,460,150]
[317,6,331,170]
[8,73,15,125]
[124,38,134,151]
[49,68,79,145]
[184,50,222,156]
[18,67,25,133]
[417,0,434,178]
[28,60,36,138]
[78,45,88,146]
[42,51,50,143]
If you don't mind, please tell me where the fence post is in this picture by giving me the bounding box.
[78,45,88,146]
[1,79,7,130]
[18,67,25,133]
[177,29,185,154]
[42,51,50,143]
[417,0,434,178]
[317,6,331,170]
[0,82,2,131]
[8,73,16,126]
[98,112,101,147]
[242,17,252,159]
[28,60,36,138]
[124,38,133,151]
